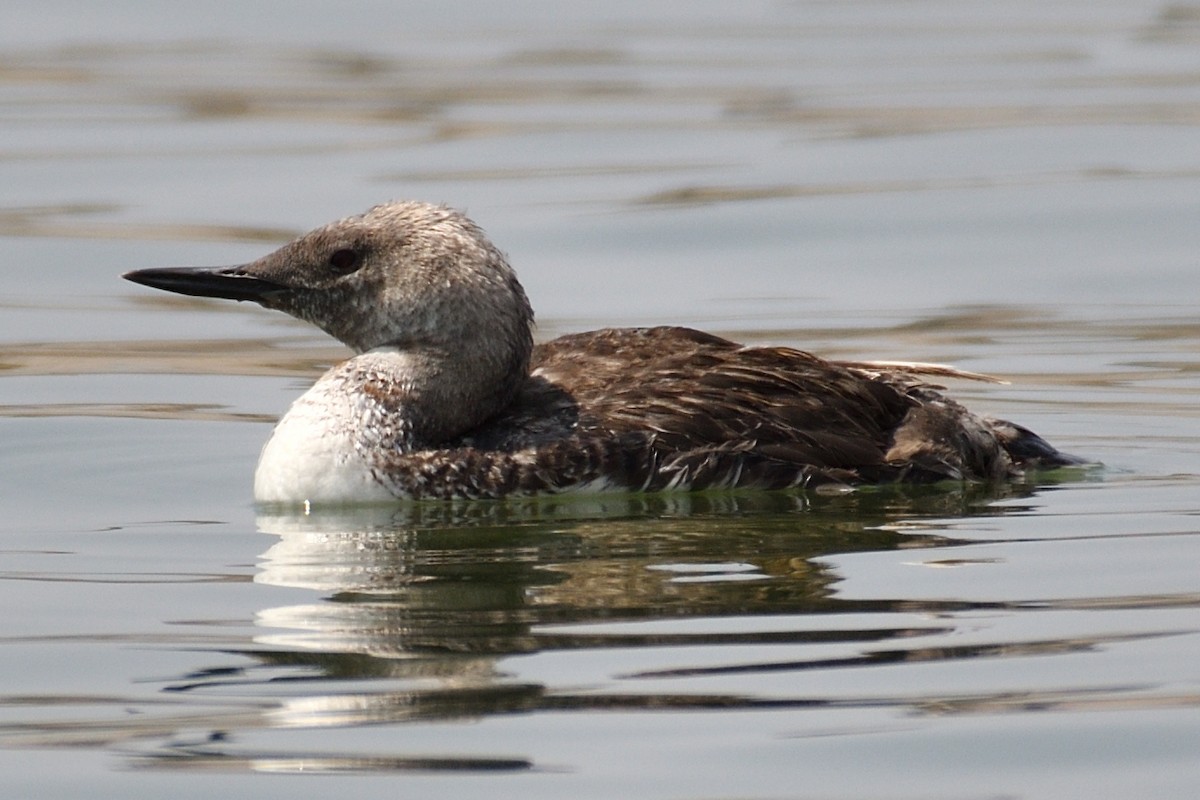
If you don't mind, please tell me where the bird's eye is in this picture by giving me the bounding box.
[328,248,364,276]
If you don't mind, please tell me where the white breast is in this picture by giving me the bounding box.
[253,378,396,505]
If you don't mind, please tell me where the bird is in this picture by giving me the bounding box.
[123,201,1079,505]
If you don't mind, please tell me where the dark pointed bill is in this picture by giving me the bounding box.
[122,266,288,303]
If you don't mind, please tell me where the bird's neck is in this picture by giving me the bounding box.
[341,345,526,449]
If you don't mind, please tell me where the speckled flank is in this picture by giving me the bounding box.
[123,201,1080,505]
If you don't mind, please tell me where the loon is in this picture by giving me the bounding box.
[123,201,1078,505]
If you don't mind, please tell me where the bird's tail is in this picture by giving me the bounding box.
[987,418,1086,470]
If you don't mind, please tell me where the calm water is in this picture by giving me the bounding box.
[3,2,1200,798]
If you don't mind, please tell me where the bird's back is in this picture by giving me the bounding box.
[438,326,1071,496]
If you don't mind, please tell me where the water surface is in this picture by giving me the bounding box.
[2,2,1200,798]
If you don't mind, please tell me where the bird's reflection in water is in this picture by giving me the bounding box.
[248,485,1048,724]
[127,483,1075,772]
